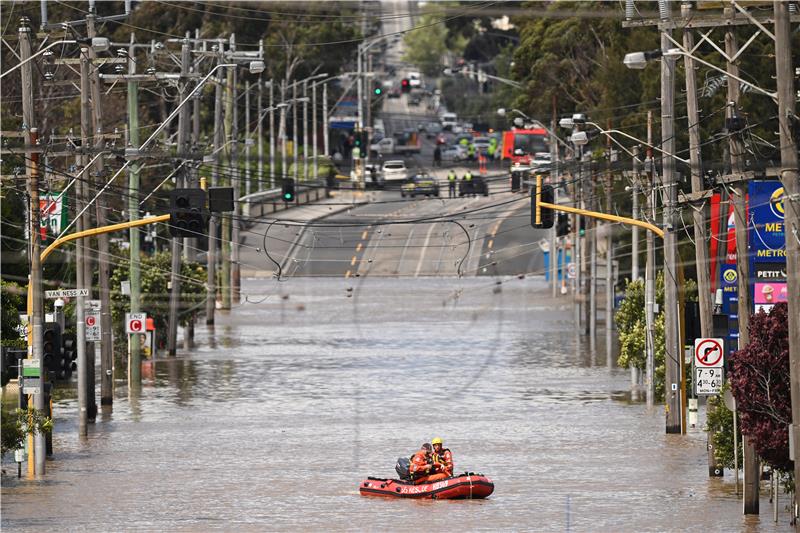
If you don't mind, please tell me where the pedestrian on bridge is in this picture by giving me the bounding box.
[433,145,442,167]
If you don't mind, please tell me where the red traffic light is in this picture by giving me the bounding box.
[401,79,409,86]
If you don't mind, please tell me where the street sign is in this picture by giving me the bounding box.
[125,313,147,334]
[85,300,101,342]
[45,288,89,298]
[694,337,724,368]
[567,262,576,279]
[696,367,724,395]
[22,377,42,396]
[22,359,41,378]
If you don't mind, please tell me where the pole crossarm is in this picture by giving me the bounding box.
[41,214,169,262]
[539,201,665,239]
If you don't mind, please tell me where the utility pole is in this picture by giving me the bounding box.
[221,44,234,310]
[575,143,583,331]
[231,39,241,304]
[313,80,319,180]
[550,110,559,299]
[127,32,142,386]
[245,80,252,197]
[280,80,288,189]
[303,78,309,181]
[293,82,298,182]
[87,10,113,408]
[79,38,97,424]
[632,146,640,282]
[645,110,656,408]
[206,45,225,326]
[773,0,800,509]
[588,163,596,342]
[605,124,614,363]
[257,74,264,193]
[167,37,191,355]
[269,79,275,189]
[660,15,682,434]
[323,82,329,158]
[19,16,45,475]
[680,5,718,476]
[725,19,757,514]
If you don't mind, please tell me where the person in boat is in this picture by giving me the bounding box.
[409,443,448,485]
[431,437,453,478]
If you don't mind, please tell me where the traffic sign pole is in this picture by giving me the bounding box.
[77,293,87,437]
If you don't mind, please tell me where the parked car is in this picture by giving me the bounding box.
[382,160,408,182]
[441,144,467,161]
[401,173,440,198]
[459,175,489,197]
[388,87,401,98]
[409,95,421,106]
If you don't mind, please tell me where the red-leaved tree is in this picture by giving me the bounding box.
[729,302,792,471]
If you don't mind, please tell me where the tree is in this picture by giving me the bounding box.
[729,303,791,472]
[403,11,449,78]
[1,408,52,458]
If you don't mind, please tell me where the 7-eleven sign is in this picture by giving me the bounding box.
[39,193,68,239]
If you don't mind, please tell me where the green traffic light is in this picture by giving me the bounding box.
[374,88,382,95]
[284,193,293,200]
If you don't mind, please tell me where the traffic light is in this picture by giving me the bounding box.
[168,188,208,238]
[579,217,586,236]
[353,130,369,153]
[43,322,66,379]
[557,212,571,237]
[373,83,382,96]
[1,347,25,387]
[530,176,554,229]
[62,333,77,374]
[401,78,410,93]
[282,178,295,202]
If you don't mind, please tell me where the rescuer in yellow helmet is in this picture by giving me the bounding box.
[431,437,453,478]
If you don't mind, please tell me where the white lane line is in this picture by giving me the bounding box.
[414,223,437,278]
[395,227,415,275]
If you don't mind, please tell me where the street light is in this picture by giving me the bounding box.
[624,48,777,100]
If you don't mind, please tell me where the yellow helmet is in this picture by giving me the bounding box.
[431,437,443,445]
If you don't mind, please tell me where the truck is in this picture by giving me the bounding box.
[501,128,550,166]
[369,131,422,156]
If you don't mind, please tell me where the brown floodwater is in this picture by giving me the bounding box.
[1,277,789,531]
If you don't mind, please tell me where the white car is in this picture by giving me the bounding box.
[441,145,466,161]
[381,160,408,182]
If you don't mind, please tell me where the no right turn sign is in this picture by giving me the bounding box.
[694,338,724,368]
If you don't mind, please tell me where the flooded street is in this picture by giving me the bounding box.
[1,278,786,531]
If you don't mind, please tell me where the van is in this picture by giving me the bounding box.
[440,112,457,131]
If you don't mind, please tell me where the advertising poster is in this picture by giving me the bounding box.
[748,181,786,314]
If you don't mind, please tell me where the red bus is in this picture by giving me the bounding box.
[501,128,550,165]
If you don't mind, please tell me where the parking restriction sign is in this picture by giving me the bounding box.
[86,300,101,341]
[125,313,147,334]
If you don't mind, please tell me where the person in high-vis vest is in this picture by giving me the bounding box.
[409,443,447,484]
[431,437,453,477]
[447,170,457,198]
[462,170,473,197]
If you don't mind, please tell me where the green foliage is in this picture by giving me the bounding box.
[1,280,25,347]
[403,9,449,77]
[705,385,741,470]
[110,251,206,349]
[615,273,697,402]
[1,407,52,457]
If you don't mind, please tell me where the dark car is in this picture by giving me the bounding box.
[409,95,421,106]
[458,175,489,197]
[401,173,440,198]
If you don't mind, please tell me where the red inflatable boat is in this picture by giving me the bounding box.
[359,473,494,500]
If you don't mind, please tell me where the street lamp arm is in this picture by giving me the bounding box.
[585,121,689,164]
[0,39,76,79]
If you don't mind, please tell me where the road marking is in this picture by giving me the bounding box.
[488,239,494,249]
[395,227,415,275]
[345,270,351,278]
[414,223,437,277]
[350,256,357,266]
[356,242,363,252]
[361,230,368,240]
